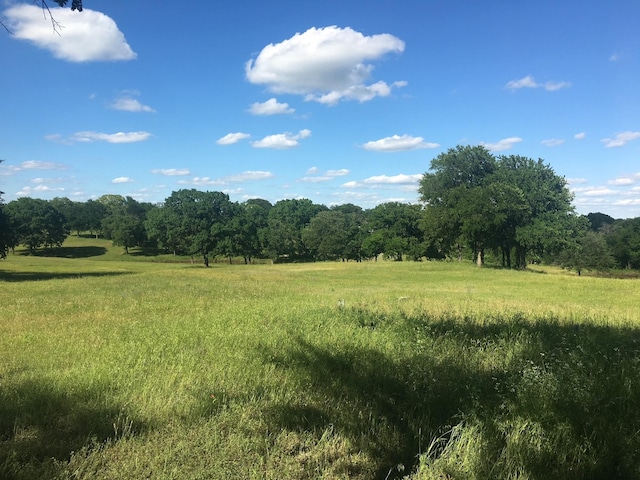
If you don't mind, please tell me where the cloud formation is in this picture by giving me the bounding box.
[53,131,153,144]
[505,75,570,91]
[481,137,523,152]
[112,177,133,184]
[151,169,190,176]
[601,131,640,148]
[299,168,349,183]
[245,26,406,105]
[342,173,421,188]
[541,138,565,147]
[110,94,155,113]
[363,134,439,152]
[217,132,251,145]
[251,129,311,149]
[249,98,294,115]
[4,5,136,62]
[178,171,274,186]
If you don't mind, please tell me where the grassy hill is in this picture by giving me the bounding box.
[1,237,639,479]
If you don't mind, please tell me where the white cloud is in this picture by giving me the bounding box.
[363,134,439,152]
[566,178,588,185]
[178,177,225,187]
[614,199,640,206]
[609,177,636,186]
[111,95,155,113]
[326,169,349,177]
[601,131,640,148]
[574,187,619,196]
[245,26,406,105]
[541,138,565,147]
[251,129,311,149]
[4,5,136,62]
[299,168,349,183]
[505,75,571,91]
[68,131,152,144]
[343,173,421,188]
[112,177,133,184]
[178,171,274,186]
[223,171,274,182]
[21,160,68,170]
[249,98,294,115]
[217,132,251,145]
[481,137,523,152]
[574,132,586,140]
[16,184,65,196]
[151,168,190,176]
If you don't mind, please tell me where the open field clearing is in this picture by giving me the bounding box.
[1,239,639,479]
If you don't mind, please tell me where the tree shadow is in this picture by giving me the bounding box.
[261,311,640,479]
[0,271,134,282]
[19,246,107,259]
[0,377,148,480]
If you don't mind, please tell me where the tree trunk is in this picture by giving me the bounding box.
[203,253,209,267]
[476,249,484,267]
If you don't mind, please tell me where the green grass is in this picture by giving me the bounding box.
[1,237,639,479]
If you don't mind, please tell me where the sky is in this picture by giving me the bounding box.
[1,0,639,218]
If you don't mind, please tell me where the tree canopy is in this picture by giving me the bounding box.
[419,146,580,268]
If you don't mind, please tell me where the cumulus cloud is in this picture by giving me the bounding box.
[151,169,190,176]
[363,134,439,152]
[601,131,640,148]
[245,26,406,105]
[217,132,251,145]
[224,171,274,182]
[17,185,65,196]
[574,132,586,140]
[608,176,637,186]
[110,94,155,113]
[299,168,349,183]
[481,137,523,152]
[3,5,136,62]
[251,129,311,149]
[249,98,294,115]
[21,160,68,170]
[112,177,133,184]
[178,171,274,186]
[342,173,421,188]
[505,75,571,91]
[70,131,152,144]
[541,138,565,147]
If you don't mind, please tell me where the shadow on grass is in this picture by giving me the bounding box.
[261,311,640,479]
[0,270,134,282]
[19,246,107,259]
[0,378,147,480]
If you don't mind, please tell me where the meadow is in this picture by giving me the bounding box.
[1,237,639,479]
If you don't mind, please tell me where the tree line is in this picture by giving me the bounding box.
[1,149,639,271]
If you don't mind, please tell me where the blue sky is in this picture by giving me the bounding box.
[1,0,639,218]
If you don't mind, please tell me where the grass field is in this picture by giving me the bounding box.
[1,237,639,479]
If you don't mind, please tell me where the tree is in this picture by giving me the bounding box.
[262,199,327,260]
[419,146,578,268]
[145,189,234,266]
[605,217,640,269]
[101,196,153,254]
[0,160,11,259]
[366,202,424,261]
[303,210,350,261]
[561,230,615,275]
[4,197,68,252]
[218,199,272,264]
[419,145,496,264]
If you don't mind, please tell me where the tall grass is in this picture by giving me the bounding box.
[1,238,639,479]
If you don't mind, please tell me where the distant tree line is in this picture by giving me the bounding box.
[1,148,639,271]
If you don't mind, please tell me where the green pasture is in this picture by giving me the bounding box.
[1,237,639,479]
